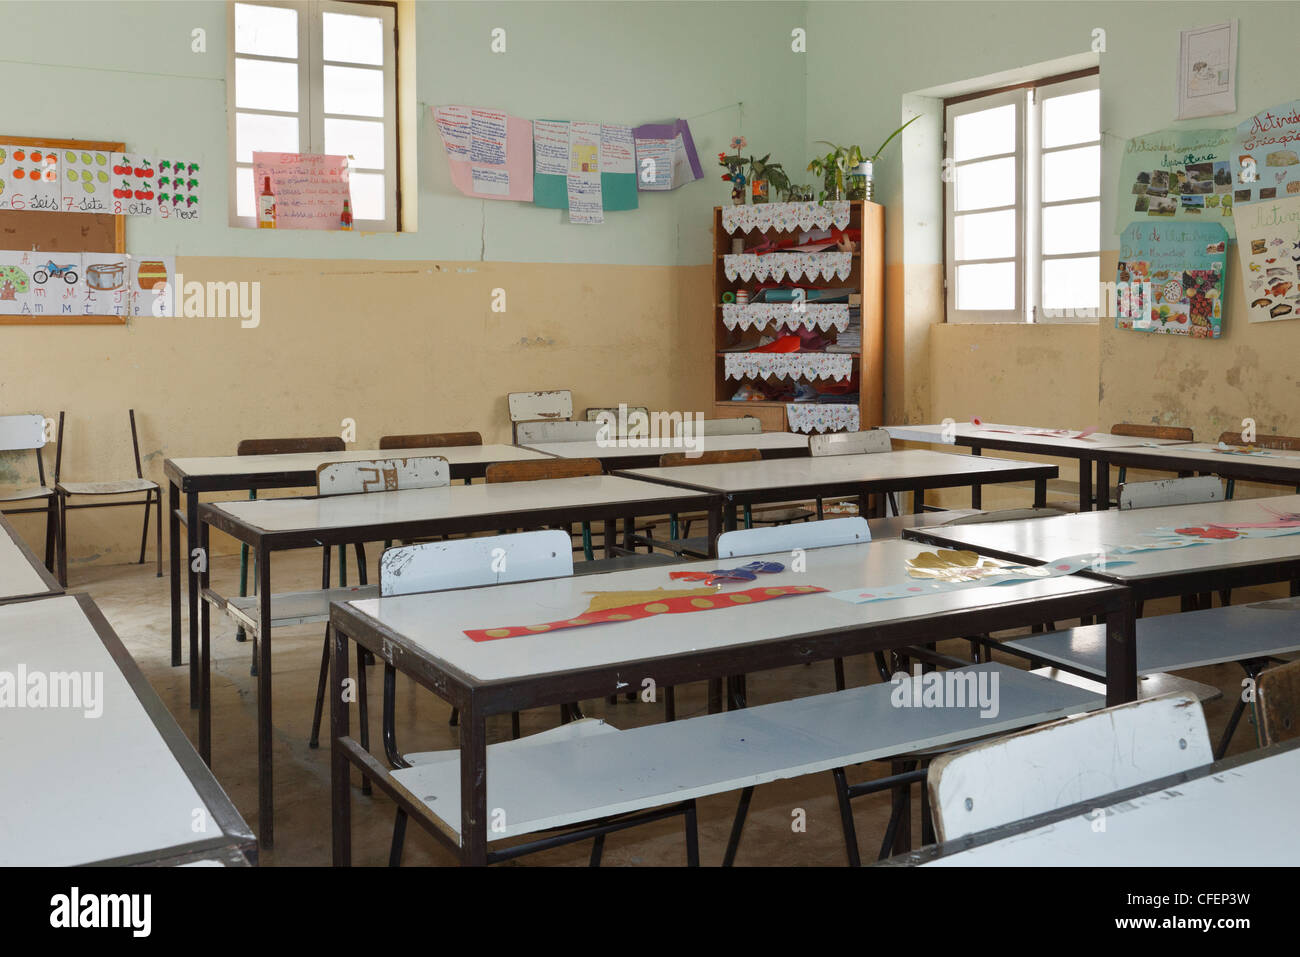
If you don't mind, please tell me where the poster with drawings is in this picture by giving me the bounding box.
[155,156,201,222]
[106,152,159,218]
[1232,195,1300,323]
[0,145,60,211]
[59,146,113,214]
[1231,99,1300,207]
[27,250,84,319]
[79,252,130,316]
[0,250,34,316]
[1116,221,1227,338]
[129,256,175,317]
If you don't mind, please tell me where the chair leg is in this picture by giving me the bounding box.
[57,492,68,587]
[309,628,332,748]
[722,786,754,867]
[389,809,407,867]
[138,492,150,565]
[589,834,605,867]
[44,495,57,572]
[831,767,861,867]
[155,489,163,577]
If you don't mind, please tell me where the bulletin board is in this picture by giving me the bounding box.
[0,136,125,326]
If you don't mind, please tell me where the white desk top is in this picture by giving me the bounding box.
[885,423,1188,454]
[0,596,232,866]
[1101,442,1300,473]
[522,432,811,461]
[925,744,1300,866]
[911,493,1300,582]
[345,539,1114,683]
[168,444,548,478]
[0,518,54,603]
[619,448,1050,494]
[208,474,709,534]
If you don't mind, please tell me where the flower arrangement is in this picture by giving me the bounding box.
[718,137,750,204]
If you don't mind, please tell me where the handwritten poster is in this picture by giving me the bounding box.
[251,151,351,230]
[1116,221,1227,338]
[633,119,704,191]
[1232,196,1300,323]
[599,123,638,210]
[1176,20,1237,120]
[1231,99,1300,208]
[567,121,603,224]
[1116,128,1236,235]
[434,105,534,202]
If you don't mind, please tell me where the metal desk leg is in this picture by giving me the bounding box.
[1033,477,1046,509]
[604,517,616,559]
[168,480,182,669]
[257,543,275,849]
[971,482,982,509]
[1079,454,1094,511]
[460,702,489,866]
[913,487,925,514]
[1095,456,1111,511]
[707,501,723,557]
[331,625,352,866]
[199,519,212,765]
[723,499,738,532]
[1105,599,1138,706]
[187,490,200,709]
[623,516,634,552]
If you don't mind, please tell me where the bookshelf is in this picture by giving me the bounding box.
[711,200,884,433]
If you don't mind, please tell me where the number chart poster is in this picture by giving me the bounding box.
[1116,128,1236,235]
[1231,99,1300,207]
[1116,221,1227,339]
[1232,195,1300,323]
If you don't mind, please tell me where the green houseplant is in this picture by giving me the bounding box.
[808,115,922,203]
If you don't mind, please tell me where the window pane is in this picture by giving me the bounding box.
[324,118,384,168]
[236,166,254,218]
[955,156,1015,211]
[1042,201,1100,255]
[348,171,385,221]
[322,11,384,65]
[1042,256,1100,312]
[956,262,1016,311]
[1042,89,1099,148]
[235,112,300,163]
[235,57,299,112]
[953,103,1015,161]
[235,2,297,58]
[324,65,384,118]
[1042,145,1099,202]
[954,209,1016,260]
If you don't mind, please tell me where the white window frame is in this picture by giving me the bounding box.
[228,0,398,231]
[944,70,1099,323]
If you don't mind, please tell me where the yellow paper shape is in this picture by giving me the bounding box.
[582,587,716,613]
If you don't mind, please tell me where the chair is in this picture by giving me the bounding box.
[1256,659,1300,747]
[507,390,573,443]
[675,416,761,438]
[640,449,762,559]
[585,406,651,438]
[0,412,62,572]
[1218,430,1300,498]
[1108,423,1195,506]
[308,456,450,751]
[516,420,603,444]
[1119,475,1226,609]
[55,410,161,586]
[810,428,896,517]
[380,431,482,486]
[927,693,1212,843]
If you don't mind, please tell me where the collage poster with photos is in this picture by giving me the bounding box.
[1232,197,1300,323]
[1116,221,1228,338]
[1116,128,1236,236]
[1230,98,1300,206]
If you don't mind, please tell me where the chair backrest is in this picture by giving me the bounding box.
[1257,659,1300,747]
[674,416,761,438]
[658,448,760,468]
[1218,430,1300,452]
[927,693,1212,842]
[810,429,892,456]
[237,435,346,456]
[585,406,651,431]
[717,517,870,558]
[380,529,573,596]
[516,419,603,444]
[379,431,482,450]
[508,390,573,424]
[1111,423,1194,442]
[485,458,603,483]
[943,507,1068,526]
[1117,475,1223,510]
[316,456,449,496]
[0,414,46,452]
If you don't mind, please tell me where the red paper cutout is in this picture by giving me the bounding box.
[1175,526,1240,539]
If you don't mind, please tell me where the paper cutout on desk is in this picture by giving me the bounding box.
[433,105,535,202]
[670,561,784,585]
[252,152,350,229]
[465,584,826,641]
[829,553,1110,605]
[581,587,715,612]
[977,427,1098,440]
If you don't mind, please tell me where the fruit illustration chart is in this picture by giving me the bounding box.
[0,141,199,219]
[109,152,157,210]
[61,148,113,205]
[0,145,60,207]
[1116,221,1228,339]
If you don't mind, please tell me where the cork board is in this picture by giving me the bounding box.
[0,136,126,326]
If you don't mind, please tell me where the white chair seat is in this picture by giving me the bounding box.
[0,486,53,502]
[58,478,159,496]
[404,718,617,766]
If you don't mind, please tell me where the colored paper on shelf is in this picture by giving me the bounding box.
[155,155,202,223]
[57,146,113,214]
[1230,98,1300,207]
[434,105,534,202]
[252,152,350,230]
[633,119,702,191]
[129,256,176,317]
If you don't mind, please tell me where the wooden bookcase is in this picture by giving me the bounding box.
[711,200,884,432]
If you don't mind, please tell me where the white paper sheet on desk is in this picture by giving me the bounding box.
[828,554,1111,604]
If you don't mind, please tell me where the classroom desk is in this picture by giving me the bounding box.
[327,538,1129,865]
[615,449,1058,527]
[0,510,62,605]
[521,432,811,470]
[883,423,1190,511]
[905,493,1300,696]
[886,737,1300,866]
[197,474,719,849]
[164,444,552,706]
[1096,442,1300,508]
[0,594,255,866]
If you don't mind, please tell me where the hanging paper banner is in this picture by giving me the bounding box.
[632,119,703,191]
[433,105,534,202]
[566,120,603,224]
[1116,221,1227,337]
[1231,98,1300,207]
[1116,128,1236,234]
[1231,194,1300,322]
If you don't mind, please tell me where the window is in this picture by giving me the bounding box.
[945,70,1099,322]
[228,0,398,230]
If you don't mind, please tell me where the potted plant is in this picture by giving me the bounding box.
[808,116,922,203]
[749,154,790,205]
[717,137,749,205]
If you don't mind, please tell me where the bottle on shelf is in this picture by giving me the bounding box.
[257,176,276,229]
[340,199,353,231]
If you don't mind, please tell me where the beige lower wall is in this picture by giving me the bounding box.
[0,257,713,567]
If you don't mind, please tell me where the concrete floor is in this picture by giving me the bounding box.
[69,546,1278,867]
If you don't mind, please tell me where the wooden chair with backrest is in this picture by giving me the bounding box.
[640,448,762,559]
[380,432,482,483]
[306,456,450,754]
[1218,430,1300,498]
[485,456,604,565]
[928,693,1212,843]
[0,412,62,572]
[1110,423,1195,502]
[1257,658,1300,747]
[507,390,573,443]
[55,410,162,587]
